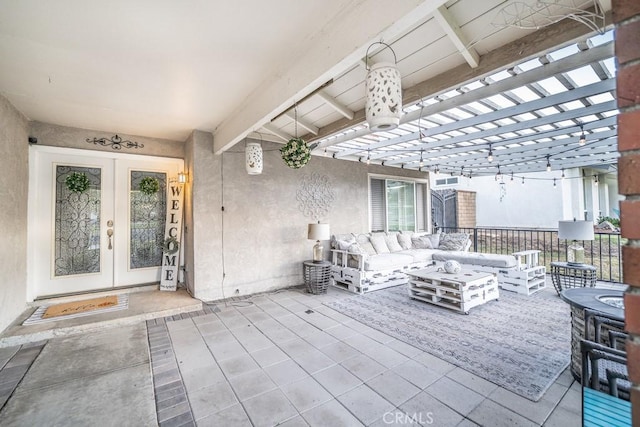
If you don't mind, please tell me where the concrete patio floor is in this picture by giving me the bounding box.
[0,279,627,426]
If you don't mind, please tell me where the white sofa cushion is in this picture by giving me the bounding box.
[385,233,403,252]
[397,233,413,250]
[432,251,517,268]
[355,234,377,256]
[397,249,436,263]
[370,233,390,254]
[411,235,433,249]
[364,253,414,271]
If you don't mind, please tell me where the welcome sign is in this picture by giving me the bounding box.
[160,180,184,291]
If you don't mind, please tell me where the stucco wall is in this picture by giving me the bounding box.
[187,135,427,301]
[0,95,29,332]
[29,121,184,158]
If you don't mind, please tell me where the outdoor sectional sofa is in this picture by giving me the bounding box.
[330,231,520,294]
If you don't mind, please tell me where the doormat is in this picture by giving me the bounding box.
[23,294,129,325]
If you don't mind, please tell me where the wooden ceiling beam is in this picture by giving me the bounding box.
[433,5,480,68]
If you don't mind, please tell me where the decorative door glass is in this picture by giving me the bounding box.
[54,165,102,276]
[129,171,167,269]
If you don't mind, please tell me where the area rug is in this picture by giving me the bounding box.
[23,294,129,325]
[325,286,570,401]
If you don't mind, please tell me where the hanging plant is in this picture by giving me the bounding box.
[65,172,91,193]
[139,177,160,195]
[281,137,311,169]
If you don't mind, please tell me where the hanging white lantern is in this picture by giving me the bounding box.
[245,142,263,175]
[365,61,402,131]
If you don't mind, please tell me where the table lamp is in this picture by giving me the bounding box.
[308,223,330,262]
[558,220,594,265]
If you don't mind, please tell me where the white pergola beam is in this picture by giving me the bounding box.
[433,5,480,68]
[316,91,355,120]
[283,111,319,135]
[261,123,291,142]
[213,0,448,154]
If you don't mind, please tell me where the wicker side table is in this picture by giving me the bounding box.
[550,262,597,295]
[303,260,331,294]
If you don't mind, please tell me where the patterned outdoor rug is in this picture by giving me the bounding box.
[325,286,571,401]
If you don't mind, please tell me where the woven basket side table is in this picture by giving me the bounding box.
[303,260,331,294]
[550,262,597,295]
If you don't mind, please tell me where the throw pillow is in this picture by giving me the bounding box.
[355,234,377,256]
[424,233,441,249]
[385,233,403,252]
[411,235,433,249]
[336,236,356,251]
[438,233,469,251]
[397,233,413,250]
[369,234,390,254]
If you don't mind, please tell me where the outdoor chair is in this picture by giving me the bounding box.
[580,337,631,426]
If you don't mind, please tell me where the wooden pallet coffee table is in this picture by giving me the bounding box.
[406,269,499,314]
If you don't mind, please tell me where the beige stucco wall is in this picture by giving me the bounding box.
[186,134,428,302]
[29,121,184,158]
[0,94,29,332]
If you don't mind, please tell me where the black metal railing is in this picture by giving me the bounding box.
[438,226,624,283]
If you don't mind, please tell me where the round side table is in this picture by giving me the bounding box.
[302,260,331,295]
[550,261,597,295]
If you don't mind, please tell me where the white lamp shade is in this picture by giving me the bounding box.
[245,142,263,175]
[558,220,594,241]
[365,62,402,131]
[308,223,330,241]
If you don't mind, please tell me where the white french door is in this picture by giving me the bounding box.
[29,147,183,298]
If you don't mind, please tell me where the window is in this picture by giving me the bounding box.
[435,177,459,187]
[370,176,429,232]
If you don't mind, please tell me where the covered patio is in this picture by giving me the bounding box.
[1,0,639,426]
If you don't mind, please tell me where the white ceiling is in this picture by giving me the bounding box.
[0,0,615,175]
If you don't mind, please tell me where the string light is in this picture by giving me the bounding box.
[546,155,551,172]
[419,149,424,168]
[434,165,439,175]
[594,175,599,185]
[487,144,494,163]
[521,176,525,185]
[366,150,371,165]
[495,164,502,181]
[579,124,586,146]
[561,168,565,180]
[324,148,328,157]
[510,171,514,182]
[553,178,557,188]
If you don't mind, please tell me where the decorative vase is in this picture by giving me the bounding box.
[245,142,263,175]
[443,260,462,274]
[365,62,402,131]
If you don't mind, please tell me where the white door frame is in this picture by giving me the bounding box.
[27,145,184,302]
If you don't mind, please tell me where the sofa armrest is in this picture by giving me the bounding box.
[331,249,366,271]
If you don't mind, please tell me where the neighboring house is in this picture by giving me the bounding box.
[429,166,622,229]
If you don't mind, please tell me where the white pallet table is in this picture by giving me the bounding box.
[406,269,499,314]
[498,250,546,296]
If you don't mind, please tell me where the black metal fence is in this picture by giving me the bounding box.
[438,226,624,283]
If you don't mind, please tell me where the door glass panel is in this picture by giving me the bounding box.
[54,165,102,276]
[130,171,167,269]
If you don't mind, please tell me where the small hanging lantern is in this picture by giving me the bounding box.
[365,42,402,132]
[245,141,263,175]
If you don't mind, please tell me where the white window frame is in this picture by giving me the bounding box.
[368,173,431,233]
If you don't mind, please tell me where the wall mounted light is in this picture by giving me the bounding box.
[177,171,188,184]
[364,42,402,131]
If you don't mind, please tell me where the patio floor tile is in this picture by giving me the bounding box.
[425,376,485,416]
[301,399,364,427]
[188,381,238,420]
[250,345,289,368]
[218,353,260,378]
[337,384,395,425]
[340,354,386,382]
[180,364,226,392]
[312,364,362,396]
[242,388,298,427]
[468,399,538,427]
[445,367,499,397]
[280,376,333,412]
[227,369,277,401]
[488,383,566,424]
[392,359,443,389]
[366,370,421,406]
[400,391,464,427]
[264,359,309,387]
[195,403,251,427]
[319,341,360,363]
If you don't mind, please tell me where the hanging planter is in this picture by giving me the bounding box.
[281,137,311,169]
[139,177,160,195]
[65,172,91,193]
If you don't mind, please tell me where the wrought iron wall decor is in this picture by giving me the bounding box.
[296,172,335,221]
[86,134,144,150]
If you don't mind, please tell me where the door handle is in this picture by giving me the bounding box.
[107,229,113,250]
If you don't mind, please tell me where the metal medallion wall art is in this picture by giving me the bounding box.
[86,134,144,150]
[296,172,335,221]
